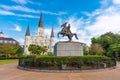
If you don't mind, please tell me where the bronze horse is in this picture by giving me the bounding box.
[58,22,78,41]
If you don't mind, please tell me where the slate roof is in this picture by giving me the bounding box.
[0,37,19,44]
[0,37,15,41]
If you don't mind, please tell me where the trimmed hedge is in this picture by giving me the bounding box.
[19,55,116,70]
[0,56,19,60]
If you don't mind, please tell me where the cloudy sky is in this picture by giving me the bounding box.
[0,0,120,46]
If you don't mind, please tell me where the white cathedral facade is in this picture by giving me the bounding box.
[24,14,55,54]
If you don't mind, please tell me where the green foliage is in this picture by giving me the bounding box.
[20,55,113,69]
[90,43,104,55]
[17,46,24,57]
[41,46,47,55]
[83,46,89,55]
[28,44,42,55]
[0,56,19,60]
[109,44,120,52]
[71,60,84,68]
[28,44,48,55]
[24,58,35,66]
[0,59,18,65]
[0,44,23,58]
[91,37,99,44]
[91,32,120,57]
[107,43,120,57]
[46,52,54,56]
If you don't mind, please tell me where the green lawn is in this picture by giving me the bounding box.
[0,59,18,65]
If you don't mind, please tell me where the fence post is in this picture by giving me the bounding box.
[111,58,116,67]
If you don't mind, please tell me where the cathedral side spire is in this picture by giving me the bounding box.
[49,27,55,52]
[38,13,44,28]
[50,27,54,38]
[25,25,30,36]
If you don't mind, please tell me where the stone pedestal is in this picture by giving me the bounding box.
[54,41,83,56]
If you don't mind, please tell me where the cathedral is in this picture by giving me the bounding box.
[24,14,55,54]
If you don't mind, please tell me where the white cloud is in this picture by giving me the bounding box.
[44,26,70,44]
[28,1,42,6]
[0,9,39,18]
[16,14,39,18]
[44,27,59,39]
[67,17,83,33]
[17,38,24,45]
[44,28,52,38]
[57,16,91,45]
[0,5,39,13]
[85,6,120,36]
[56,1,120,46]
[100,0,111,8]
[0,5,67,15]
[0,10,15,15]
[13,24,22,32]
[113,0,120,4]
[42,10,67,15]
[58,16,83,33]
[82,1,120,46]
[12,0,29,5]
[12,0,41,6]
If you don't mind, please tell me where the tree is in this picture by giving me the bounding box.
[41,46,47,55]
[47,52,54,56]
[91,32,120,57]
[28,44,41,55]
[0,43,23,58]
[90,43,104,55]
[28,44,48,55]
[83,46,89,55]
[107,43,120,57]
[16,46,24,57]
[91,37,99,44]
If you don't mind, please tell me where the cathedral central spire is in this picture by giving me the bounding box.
[25,25,30,36]
[38,13,44,28]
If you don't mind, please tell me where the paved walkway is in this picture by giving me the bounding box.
[0,63,120,80]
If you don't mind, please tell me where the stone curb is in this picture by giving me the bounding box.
[17,66,116,73]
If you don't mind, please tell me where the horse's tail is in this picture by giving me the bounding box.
[74,33,78,40]
[57,32,59,38]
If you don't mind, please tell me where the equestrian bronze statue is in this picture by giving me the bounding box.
[58,22,78,41]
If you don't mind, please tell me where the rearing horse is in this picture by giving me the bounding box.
[58,22,78,41]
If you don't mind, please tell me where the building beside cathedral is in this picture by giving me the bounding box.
[0,32,19,45]
[24,14,55,54]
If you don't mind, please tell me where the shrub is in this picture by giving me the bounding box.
[24,57,35,67]
[20,55,114,69]
[0,56,19,60]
